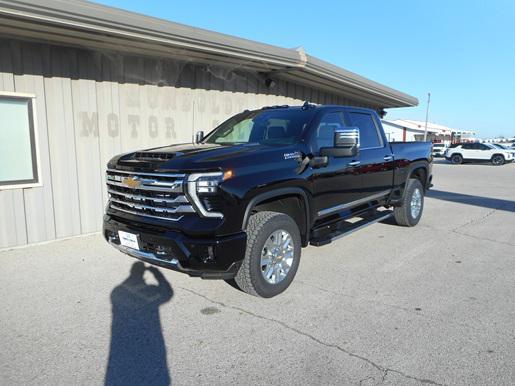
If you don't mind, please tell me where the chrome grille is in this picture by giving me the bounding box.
[106,169,192,221]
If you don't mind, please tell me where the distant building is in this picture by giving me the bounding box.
[481,137,515,144]
[382,119,476,143]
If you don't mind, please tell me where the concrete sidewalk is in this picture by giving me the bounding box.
[1,162,514,385]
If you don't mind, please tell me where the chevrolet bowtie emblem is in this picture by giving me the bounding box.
[122,176,142,189]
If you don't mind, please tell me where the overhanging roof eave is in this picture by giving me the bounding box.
[0,0,419,109]
[303,55,418,108]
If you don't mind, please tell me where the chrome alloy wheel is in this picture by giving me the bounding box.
[260,229,294,284]
[410,188,422,219]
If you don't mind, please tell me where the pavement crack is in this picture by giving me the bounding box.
[381,369,389,383]
[451,229,515,247]
[297,280,515,342]
[385,369,444,385]
[297,280,420,315]
[357,374,376,385]
[178,286,446,386]
[451,206,499,232]
[420,219,515,247]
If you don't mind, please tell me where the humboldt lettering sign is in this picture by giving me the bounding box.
[77,88,244,139]
[79,113,177,139]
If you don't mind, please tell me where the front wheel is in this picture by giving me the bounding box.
[235,211,301,298]
[393,178,424,227]
[491,154,505,166]
[450,154,463,164]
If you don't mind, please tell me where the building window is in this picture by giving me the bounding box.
[0,93,40,189]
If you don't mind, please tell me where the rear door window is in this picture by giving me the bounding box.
[348,112,383,149]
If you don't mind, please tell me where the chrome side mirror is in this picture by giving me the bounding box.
[195,130,204,144]
[320,127,360,158]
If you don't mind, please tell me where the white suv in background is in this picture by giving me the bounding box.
[493,143,515,157]
[445,143,514,165]
[432,143,448,157]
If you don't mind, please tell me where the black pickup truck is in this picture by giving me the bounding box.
[104,103,432,297]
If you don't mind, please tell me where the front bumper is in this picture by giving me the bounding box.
[103,214,246,279]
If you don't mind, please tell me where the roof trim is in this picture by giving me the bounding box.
[0,0,418,108]
[382,120,438,134]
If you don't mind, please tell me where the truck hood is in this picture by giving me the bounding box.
[109,142,302,172]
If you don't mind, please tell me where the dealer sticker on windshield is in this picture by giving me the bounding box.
[118,230,140,250]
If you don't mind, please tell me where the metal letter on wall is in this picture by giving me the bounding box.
[80,112,99,137]
[107,113,119,138]
[128,115,140,138]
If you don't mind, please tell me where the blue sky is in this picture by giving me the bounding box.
[95,0,515,138]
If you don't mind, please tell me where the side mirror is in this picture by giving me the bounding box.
[195,130,204,144]
[320,127,360,158]
[309,156,328,168]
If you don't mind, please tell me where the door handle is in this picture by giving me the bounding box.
[384,155,393,161]
[349,160,361,167]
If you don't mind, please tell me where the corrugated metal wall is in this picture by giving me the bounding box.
[0,38,369,248]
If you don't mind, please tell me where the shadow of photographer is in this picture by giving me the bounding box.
[105,262,173,386]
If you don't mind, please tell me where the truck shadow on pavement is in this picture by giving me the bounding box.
[105,262,173,386]
[427,189,515,213]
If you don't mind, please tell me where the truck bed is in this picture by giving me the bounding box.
[390,141,432,162]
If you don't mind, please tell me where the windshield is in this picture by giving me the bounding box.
[493,144,506,149]
[433,144,445,148]
[203,109,315,145]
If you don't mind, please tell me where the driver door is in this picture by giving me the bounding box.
[311,111,362,218]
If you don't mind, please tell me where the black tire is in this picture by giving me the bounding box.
[450,154,463,164]
[234,211,301,298]
[393,178,424,227]
[491,154,505,166]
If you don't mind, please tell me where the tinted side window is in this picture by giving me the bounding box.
[314,112,346,150]
[479,144,490,150]
[462,144,473,150]
[348,112,383,149]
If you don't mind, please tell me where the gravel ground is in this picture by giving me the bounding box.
[1,161,514,385]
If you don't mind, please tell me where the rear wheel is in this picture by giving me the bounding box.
[450,154,463,164]
[235,211,301,298]
[393,178,424,227]
[491,154,505,166]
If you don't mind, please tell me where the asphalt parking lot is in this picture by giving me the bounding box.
[1,161,514,386]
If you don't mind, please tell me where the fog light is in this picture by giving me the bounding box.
[108,232,119,243]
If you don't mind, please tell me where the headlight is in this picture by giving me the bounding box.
[187,171,233,218]
[196,174,223,194]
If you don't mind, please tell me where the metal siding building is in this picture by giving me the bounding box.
[0,0,417,248]
[382,120,430,142]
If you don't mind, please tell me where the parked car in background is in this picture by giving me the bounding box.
[493,143,515,157]
[445,143,514,165]
[432,143,448,157]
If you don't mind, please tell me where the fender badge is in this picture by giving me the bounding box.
[284,151,301,160]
